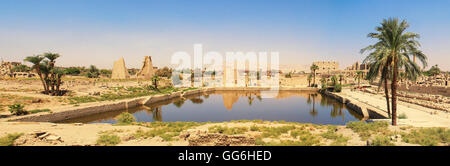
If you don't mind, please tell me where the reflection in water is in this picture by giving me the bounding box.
[190,97,204,104]
[58,91,363,125]
[152,106,162,121]
[173,99,185,108]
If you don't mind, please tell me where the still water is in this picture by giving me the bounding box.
[59,91,363,125]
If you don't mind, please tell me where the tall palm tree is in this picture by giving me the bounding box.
[363,49,392,117]
[361,18,427,125]
[24,55,47,93]
[310,64,319,87]
[43,53,60,94]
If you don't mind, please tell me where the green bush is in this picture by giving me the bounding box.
[334,84,342,92]
[8,104,28,115]
[116,112,136,125]
[96,134,121,146]
[64,67,81,75]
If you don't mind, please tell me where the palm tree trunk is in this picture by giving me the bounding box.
[384,78,391,117]
[358,78,360,88]
[50,74,55,95]
[36,68,48,94]
[56,75,61,95]
[391,59,398,126]
[313,71,316,86]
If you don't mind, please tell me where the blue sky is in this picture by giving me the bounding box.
[1,0,449,70]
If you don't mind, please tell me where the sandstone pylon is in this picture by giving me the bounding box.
[111,57,130,79]
[136,56,154,79]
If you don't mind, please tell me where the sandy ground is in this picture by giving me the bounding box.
[0,121,425,146]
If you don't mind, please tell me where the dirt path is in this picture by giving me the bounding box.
[340,89,450,127]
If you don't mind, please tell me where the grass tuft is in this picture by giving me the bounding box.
[346,121,389,140]
[370,136,395,146]
[320,126,349,146]
[0,133,23,146]
[96,134,121,146]
[401,127,450,146]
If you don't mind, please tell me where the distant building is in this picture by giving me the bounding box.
[346,62,369,71]
[312,61,339,74]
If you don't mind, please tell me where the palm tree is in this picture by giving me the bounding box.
[42,53,61,95]
[363,49,392,117]
[52,68,65,95]
[320,77,326,89]
[43,52,60,68]
[361,18,427,125]
[338,74,344,85]
[11,64,30,72]
[331,75,338,86]
[354,71,363,88]
[307,74,312,87]
[24,55,47,93]
[310,64,319,87]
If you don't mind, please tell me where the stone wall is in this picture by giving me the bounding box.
[320,90,388,119]
[312,61,339,74]
[398,84,450,97]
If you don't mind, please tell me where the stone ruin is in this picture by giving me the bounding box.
[0,61,15,76]
[135,56,155,79]
[0,60,36,78]
[111,56,155,79]
[111,57,130,79]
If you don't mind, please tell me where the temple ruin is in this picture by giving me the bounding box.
[111,57,130,79]
[312,61,339,74]
[136,56,155,79]
[111,56,156,80]
[0,61,36,78]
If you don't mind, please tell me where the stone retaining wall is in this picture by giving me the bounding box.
[319,90,388,119]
